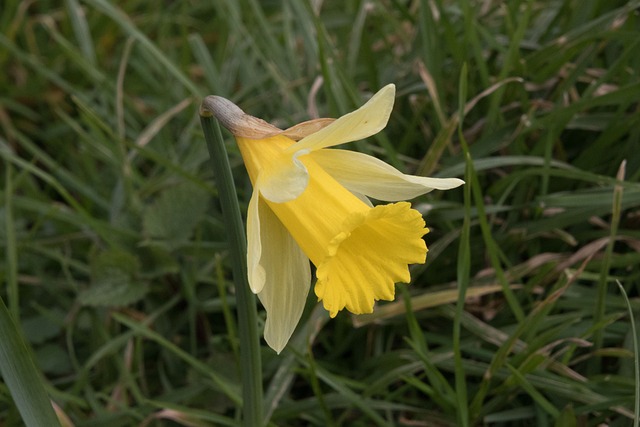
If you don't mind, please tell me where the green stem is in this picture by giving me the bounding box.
[200,109,264,427]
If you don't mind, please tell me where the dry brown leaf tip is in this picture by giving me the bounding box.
[201,95,335,141]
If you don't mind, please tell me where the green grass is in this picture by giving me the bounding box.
[1,0,640,425]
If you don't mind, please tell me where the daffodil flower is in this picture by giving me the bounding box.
[204,84,463,353]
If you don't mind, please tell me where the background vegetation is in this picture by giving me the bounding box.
[1,0,640,425]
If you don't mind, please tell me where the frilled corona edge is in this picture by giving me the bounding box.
[200,95,335,141]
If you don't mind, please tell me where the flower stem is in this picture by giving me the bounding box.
[200,108,264,427]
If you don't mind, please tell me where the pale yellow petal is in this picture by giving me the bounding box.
[288,84,396,154]
[238,135,311,204]
[259,149,310,203]
[246,186,266,293]
[311,149,464,201]
[256,200,311,354]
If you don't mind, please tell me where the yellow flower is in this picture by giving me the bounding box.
[205,84,463,353]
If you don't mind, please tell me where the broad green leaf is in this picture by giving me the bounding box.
[143,182,210,246]
[79,250,147,307]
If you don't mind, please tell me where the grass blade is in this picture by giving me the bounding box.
[0,297,61,427]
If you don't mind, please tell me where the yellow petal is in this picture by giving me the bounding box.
[238,85,397,203]
[314,202,428,317]
[259,149,310,203]
[311,149,465,201]
[237,135,310,203]
[264,155,370,266]
[246,185,266,293]
[288,84,396,154]
[255,199,311,353]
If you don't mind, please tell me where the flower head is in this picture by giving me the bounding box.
[204,84,463,353]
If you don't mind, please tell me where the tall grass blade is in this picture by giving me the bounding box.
[0,297,61,426]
